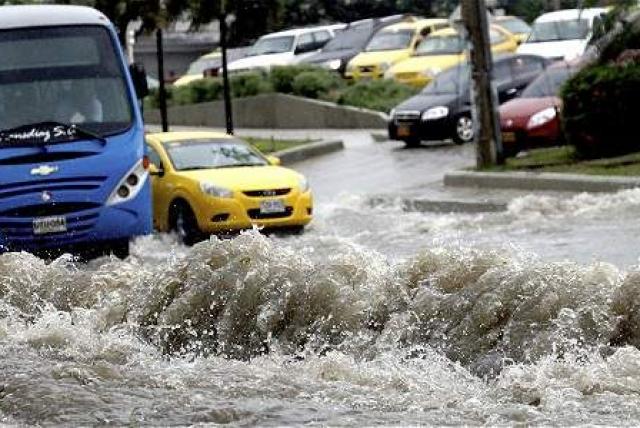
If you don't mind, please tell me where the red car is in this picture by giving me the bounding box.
[499,62,577,157]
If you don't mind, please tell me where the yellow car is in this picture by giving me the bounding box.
[345,18,448,81]
[173,51,222,87]
[146,132,313,244]
[493,16,531,45]
[385,25,519,88]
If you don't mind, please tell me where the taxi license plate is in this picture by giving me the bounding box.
[502,132,516,143]
[397,125,411,137]
[33,216,67,235]
[260,200,286,214]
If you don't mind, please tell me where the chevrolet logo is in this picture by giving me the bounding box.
[30,165,59,176]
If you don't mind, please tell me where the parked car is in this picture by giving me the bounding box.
[227,25,344,74]
[517,8,609,61]
[345,18,448,81]
[493,15,532,44]
[146,132,313,244]
[388,54,550,146]
[299,15,414,75]
[173,47,249,87]
[499,62,578,157]
[385,25,519,88]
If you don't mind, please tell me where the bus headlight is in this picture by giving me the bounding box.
[107,159,148,206]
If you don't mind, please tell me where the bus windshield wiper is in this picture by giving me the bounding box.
[0,121,107,146]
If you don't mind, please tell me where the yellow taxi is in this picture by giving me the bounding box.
[345,19,448,81]
[173,51,221,87]
[493,16,531,45]
[385,25,519,88]
[146,132,313,244]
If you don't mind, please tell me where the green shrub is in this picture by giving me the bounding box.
[269,65,320,93]
[171,79,224,106]
[291,70,344,99]
[230,72,273,98]
[562,64,640,158]
[337,79,420,113]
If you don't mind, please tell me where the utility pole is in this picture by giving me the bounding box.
[156,28,169,132]
[220,0,234,135]
[461,0,503,167]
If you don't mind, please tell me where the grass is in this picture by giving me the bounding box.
[242,136,313,154]
[481,146,640,176]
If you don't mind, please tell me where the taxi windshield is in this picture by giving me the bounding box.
[165,139,268,171]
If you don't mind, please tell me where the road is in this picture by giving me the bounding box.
[276,131,640,267]
[4,129,640,426]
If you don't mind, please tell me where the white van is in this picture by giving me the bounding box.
[517,8,608,61]
[228,25,345,74]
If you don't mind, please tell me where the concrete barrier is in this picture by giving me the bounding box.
[274,140,344,164]
[444,170,640,193]
[144,93,388,129]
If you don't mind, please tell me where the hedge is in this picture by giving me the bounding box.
[336,79,420,113]
[562,63,640,158]
[145,66,418,114]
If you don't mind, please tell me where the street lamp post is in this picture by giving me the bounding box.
[220,1,234,135]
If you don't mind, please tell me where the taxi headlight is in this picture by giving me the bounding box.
[421,67,441,78]
[298,176,310,192]
[200,182,233,198]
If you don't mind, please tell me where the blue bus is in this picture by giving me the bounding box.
[0,5,151,258]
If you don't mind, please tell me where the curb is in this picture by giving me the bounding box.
[274,139,344,164]
[444,170,640,193]
[369,197,508,213]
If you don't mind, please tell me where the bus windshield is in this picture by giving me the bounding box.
[0,26,133,137]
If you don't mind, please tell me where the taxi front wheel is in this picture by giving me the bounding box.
[171,202,202,246]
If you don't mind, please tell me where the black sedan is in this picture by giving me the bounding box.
[388,54,551,147]
[300,15,411,75]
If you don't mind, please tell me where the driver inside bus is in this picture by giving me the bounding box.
[55,79,103,124]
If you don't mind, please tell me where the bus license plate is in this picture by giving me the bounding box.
[33,216,67,235]
[260,200,285,214]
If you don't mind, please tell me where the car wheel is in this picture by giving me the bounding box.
[453,115,474,145]
[109,239,130,260]
[404,138,421,148]
[172,202,202,246]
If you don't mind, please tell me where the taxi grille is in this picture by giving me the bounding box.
[395,72,419,81]
[243,188,291,198]
[358,65,377,73]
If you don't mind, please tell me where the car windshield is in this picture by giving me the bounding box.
[0,25,133,136]
[497,18,532,34]
[365,29,414,51]
[187,56,220,74]
[248,36,294,56]
[521,66,574,97]
[528,19,590,42]
[165,139,268,171]
[322,23,373,51]
[415,35,464,55]
[422,64,470,95]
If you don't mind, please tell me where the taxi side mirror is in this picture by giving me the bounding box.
[149,163,164,177]
[266,155,281,166]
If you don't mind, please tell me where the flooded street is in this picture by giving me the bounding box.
[3,136,640,425]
